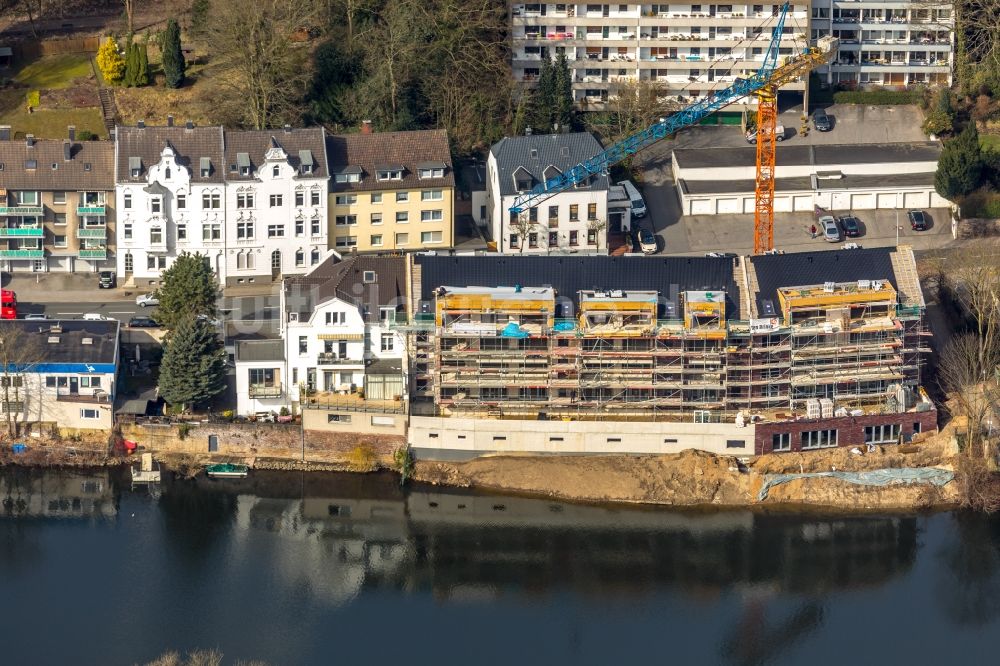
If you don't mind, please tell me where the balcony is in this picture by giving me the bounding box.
[248,384,283,399]
[56,389,110,404]
[0,206,43,216]
[77,206,106,216]
[0,249,44,259]
[0,226,43,237]
[77,227,107,239]
[317,353,362,366]
[79,248,108,260]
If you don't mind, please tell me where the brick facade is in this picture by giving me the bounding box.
[754,408,938,455]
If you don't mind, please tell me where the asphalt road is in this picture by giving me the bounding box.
[20,294,281,326]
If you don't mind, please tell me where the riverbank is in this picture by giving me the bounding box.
[412,428,962,511]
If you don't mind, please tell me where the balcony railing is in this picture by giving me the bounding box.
[317,353,362,366]
[77,227,107,239]
[79,248,108,259]
[56,388,109,403]
[0,206,43,216]
[77,206,106,216]
[0,226,44,237]
[0,249,44,258]
[248,384,283,399]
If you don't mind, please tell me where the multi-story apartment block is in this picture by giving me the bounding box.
[0,127,115,273]
[399,248,935,453]
[235,254,408,416]
[510,2,810,108]
[114,121,227,286]
[223,128,330,286]
[487,132,619,253]
[810,1,953,88]
[326,128,455,254]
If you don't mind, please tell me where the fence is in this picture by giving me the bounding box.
[14,37,101,61]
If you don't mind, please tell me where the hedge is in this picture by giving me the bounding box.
[832,90,921,105]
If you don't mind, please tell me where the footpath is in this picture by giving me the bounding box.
[4,273,136,303]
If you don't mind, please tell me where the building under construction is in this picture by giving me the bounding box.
[401,248,932,435]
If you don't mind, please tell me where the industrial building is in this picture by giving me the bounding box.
[396,249,935,457]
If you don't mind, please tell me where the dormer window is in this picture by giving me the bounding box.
[376,165,404,181]
[129,156,141,177]
[417,162,446,179]
[512,166,533,193]
[200,157,211,178]
[363,270,376,283]
[237,152,251,176]
[298,150,314,175]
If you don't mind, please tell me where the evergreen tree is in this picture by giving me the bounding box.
[155,252,220,330]
[162,19,186,89]
[553,53,574,132]
[123,42,138,87]
[136,42,149,86]
[530,57,556,133]
[935,124,984,199]
[157,315,227,412]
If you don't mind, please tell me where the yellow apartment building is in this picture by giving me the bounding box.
[325,128,455,253]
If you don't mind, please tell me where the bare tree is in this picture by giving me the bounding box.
[589,80,674,145]
[587,218,608,253]
[938,332,1000,458]
[510,213,537,253]
[0,323,41,436]
[123,0,134,35]
[941,244,1000,368]
[203,0,319,129]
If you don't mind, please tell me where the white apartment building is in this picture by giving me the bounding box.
[114,121,227,286]
[223,128,330,287]
[510,2,810,108]
[487,132,616,254]
[810,1,952,88]
[233,254,409,416]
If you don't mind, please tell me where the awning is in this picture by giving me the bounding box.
[317,333,364,340]
[236,152,251,168]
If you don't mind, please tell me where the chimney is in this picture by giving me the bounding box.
[137,119,145,129]
[361,120,372,135]
[0,126,9,141]
[68,126,76,142]
[185,120,193,130]
[63,141,72,161]
[167,115,174,127]
[283,124,291,133]
[525,127,533,136]
[26,134,35,147]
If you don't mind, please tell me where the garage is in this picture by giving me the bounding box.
[903,192,927,208]
[774,196,793,212]
[717,198,740,214]
[850,193,876,209]
[690,199,713,215]
[876,192,897,208]
[793,195,813,211]
[831,192,850,210]
[48,256,72,272]
[743,197,756,214]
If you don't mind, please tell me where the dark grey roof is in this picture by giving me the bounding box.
[235,339,284,362]
[673,141,942,171]
[366,358,402,375]
[814,172,935,190]
[0,138,114,190]
[490,132,609,197]
[416,254,738,319]
[224,127,328,181]
[116,124,225,183]
[1,320,119,365]
[284,254,408,320]
[749,247,899,315]
[680,176,813,195]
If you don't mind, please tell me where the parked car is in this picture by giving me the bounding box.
[812,108,832,132]
[745,124,785,144]
[617,179,647,218]
[838,215,861,237]
[637,227,658,254]
[197,314,222,327]
[820,215,840,242]
[135,293,160,307]
[81,313,107,321]
[23,313,48,320]
[128,316,159,328]
[907,209,929,231]
[98,271,116,289]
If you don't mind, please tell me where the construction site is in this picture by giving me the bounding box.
[401,248,934,437]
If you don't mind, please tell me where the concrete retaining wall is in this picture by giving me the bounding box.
[303,407,407,437]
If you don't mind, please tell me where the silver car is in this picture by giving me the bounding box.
[820,216,840,242]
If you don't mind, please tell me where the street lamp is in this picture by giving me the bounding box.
[895,191,900,247]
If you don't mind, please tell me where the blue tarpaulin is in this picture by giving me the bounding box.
[757,467,954,501]
[501,322,529,338]
[553,321,576,332]
[11,443,26,454]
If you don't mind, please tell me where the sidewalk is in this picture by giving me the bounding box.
[2,273,138,303]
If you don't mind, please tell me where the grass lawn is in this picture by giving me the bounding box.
[14,54,94,89]
[981,135,1000,151]
[0,107,105,140]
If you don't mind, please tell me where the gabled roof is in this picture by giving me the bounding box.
[223,127,328,181]
[490,132,609,197]
[0,137,113,190]
[115,124,225,183]
[283,254,408,320]
[326,129,454,193]
[416,254,738,319]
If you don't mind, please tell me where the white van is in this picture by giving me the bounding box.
[617,179,647,218]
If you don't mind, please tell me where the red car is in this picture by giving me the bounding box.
[0,290,17,320]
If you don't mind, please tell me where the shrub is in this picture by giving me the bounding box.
[959,189,1000,219]
[393,446,414,484]
[96,36,126,84]
[25,90,39,109]
[177,423,191,440]
[221,409,235,421]
[346,444,378,472]
[279,406,290,417]
[76,130,97,141]
[832,89,920,105]
[922,109,953,136]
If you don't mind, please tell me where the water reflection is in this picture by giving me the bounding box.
[937,512,1000,626]
[0,467,116,520]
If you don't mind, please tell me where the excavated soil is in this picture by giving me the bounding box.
[413,430,962,511]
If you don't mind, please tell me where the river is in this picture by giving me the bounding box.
[0,466,998,665]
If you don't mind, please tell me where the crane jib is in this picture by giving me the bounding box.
[509,2,792,215]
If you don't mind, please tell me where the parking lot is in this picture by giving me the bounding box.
[629,104,953,255]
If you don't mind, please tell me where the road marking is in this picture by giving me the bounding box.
[108,311,134,314]
[55,312,83,315]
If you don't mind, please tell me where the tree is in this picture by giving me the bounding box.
[123,41,138,87]
[162,19,186,89]
[97,36,126,84]
[938,332,1000,462]
[136,41,149,86]
[155,252,219,331]
[203,0,320,129]
[588,80,673,146]
[157,316,227,413]
[552,53,573,131]
[0,323,40,436]
[510,213,537,253]
[122,0,134,35]
[936,124,984,198]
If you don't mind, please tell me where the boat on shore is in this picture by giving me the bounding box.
[205,463,249,479]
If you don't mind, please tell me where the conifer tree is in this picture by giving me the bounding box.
[96,36,126,84]
[157,315,227,412]
[162,19,186,88]
[136,42,149,86]
[935,124,984,199]
[154,252,220,331]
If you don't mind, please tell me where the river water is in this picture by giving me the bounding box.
[1,467,998,665]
